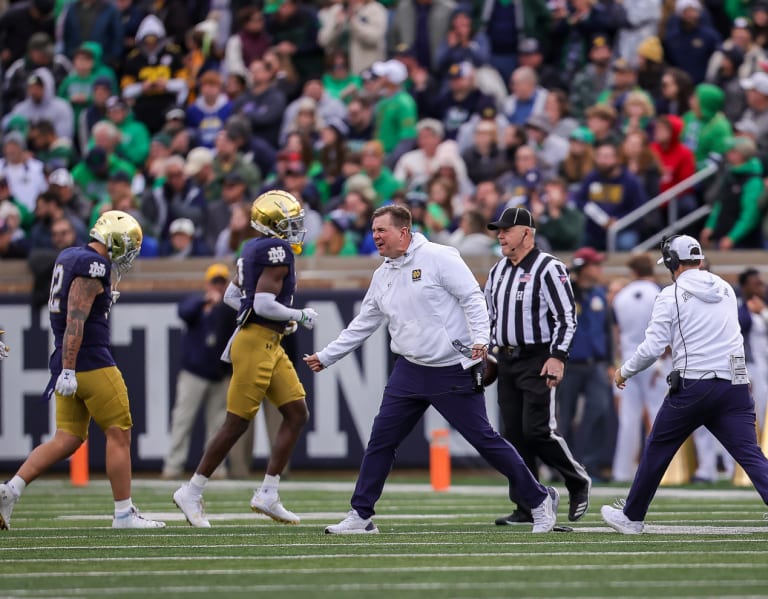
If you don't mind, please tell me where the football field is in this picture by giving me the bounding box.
[1,474,767,598]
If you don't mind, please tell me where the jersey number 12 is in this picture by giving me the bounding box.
[48,263,64,313]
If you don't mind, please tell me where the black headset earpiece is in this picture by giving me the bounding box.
[661,235,681,273]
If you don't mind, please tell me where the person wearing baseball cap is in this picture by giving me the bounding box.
[371,59,417,156]
[432,61,495,140]
[162,217,210,258]
[486,206,591,525]
[105,96,151,169]
[558,247,612,483]
[603,233,768,534]
[700,135,764,250]
[569,34,613,120]
[184,147,215,179]
[739,71,768,156]
[663,0,720,86]
[517,37,564,91]
[162,262,237,479]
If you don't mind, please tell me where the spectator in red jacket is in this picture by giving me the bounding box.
[649,114,697,219]
[650,115,695,191]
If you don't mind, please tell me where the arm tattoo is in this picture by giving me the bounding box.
[62,277,103,370]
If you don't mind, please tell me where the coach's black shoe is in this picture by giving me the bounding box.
[568,479,591,522]
[495,509,533,525]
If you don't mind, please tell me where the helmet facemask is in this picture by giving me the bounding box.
[107,230,140,274]
[89,210,143,301]
[250,191,307,252]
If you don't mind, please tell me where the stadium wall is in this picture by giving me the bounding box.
[0,290,500,472]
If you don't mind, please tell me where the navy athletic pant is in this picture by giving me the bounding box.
[624,378,768,522]
[350,357,548,519]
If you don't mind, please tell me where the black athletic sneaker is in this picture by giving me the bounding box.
[494,509,533,525]
[568,479,591,522]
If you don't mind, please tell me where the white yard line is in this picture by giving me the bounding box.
[4,548,768,563]
[66,477,760,501]
[5,579,768,596]
[2,562,766,579]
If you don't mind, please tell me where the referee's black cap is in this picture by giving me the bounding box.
[488,207,535,231]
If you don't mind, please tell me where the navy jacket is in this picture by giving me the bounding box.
[62,0,124,65]
[663,16,721,84]
[568,283,611,363]
[178,295,236,381]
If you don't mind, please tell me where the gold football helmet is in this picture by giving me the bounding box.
[250,190,306,253]
[90,210,143,274]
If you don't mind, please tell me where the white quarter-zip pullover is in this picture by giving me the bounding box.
[316,233,490,369]
[621,269,746,381]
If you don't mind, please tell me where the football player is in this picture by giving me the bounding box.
[173,190,316,528]
[0,211,166,530]
[0,330,8,360]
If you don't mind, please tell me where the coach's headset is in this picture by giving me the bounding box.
[660,234,682,274]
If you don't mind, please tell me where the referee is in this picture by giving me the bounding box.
[485,207,591,524]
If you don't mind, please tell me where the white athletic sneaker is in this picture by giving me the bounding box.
[250,491,300,525]
[601,504,644,534]
[324,509,379,535]
[531,487,558,533]
[0,482,18,530]
[112,506,166,529]
[173,484,211,528]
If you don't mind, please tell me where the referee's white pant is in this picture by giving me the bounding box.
[612,368,665,483]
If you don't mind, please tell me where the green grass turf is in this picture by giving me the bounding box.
[1,474,767,598]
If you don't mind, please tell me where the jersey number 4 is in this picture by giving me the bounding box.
[48,264,64,313]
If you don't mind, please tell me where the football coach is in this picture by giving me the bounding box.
[304,204,558,535]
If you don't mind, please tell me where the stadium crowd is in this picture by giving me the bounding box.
[1,0,768,486]
[0,0,767,263]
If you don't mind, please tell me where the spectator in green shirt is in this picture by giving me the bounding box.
[372,59,418,160]
[104,96,151,169]
[72,121,136,205]
[322,49,363,101]
[360,140,403,206]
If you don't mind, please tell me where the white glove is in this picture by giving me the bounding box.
[297,308,318,330]
[0,340,8,360]
[283,321,298,335]
[55,369,78,396]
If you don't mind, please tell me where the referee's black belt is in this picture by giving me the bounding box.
[496,343,549,358]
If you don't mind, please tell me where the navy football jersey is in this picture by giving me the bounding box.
[47,245,115,374]
[236,237,296,327]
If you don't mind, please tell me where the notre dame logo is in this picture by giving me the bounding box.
[267,246,287,264]
[411,269,422,282]
[89,261,106,278]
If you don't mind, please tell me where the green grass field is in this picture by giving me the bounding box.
[1,474,767,598]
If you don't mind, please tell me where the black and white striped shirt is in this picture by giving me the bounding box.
[484,248,577,360]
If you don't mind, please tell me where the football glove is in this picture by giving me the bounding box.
[297,308,318,330]
[55,369,78,396]
[283,321,298,335]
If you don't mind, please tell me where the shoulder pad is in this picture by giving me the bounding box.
[249,238,294,266]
